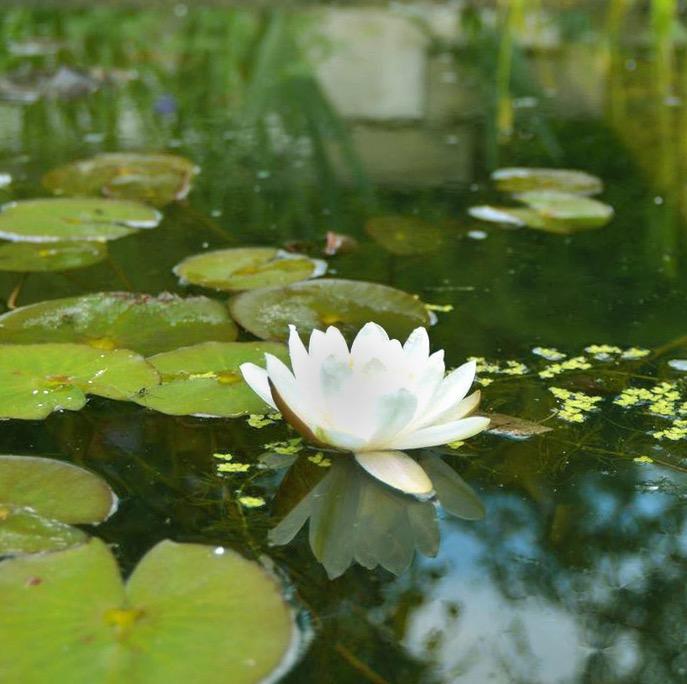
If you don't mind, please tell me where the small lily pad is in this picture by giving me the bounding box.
[468,205,530,228]
[229,278,430,342]
[0,538,299,683]
[0,292,238,355]
[0,198,161,243]
[492,167,603,195]
[43,152,198,207]
[469,195,612,234]
[0,343,159,419]
[365,215,444,255]
[174,247,327,292]
[484,412,554,439]
[0,241,107,272]
[517,190,614,230]
[136,341,287,417]
[0,455,116,523]
[0,454,117,555]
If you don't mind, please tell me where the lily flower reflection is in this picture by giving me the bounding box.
[240,322,490,496]
[268,455,485,578]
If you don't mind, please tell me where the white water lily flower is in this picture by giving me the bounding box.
[240,322,489,496]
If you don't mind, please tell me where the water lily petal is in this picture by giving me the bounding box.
[308,328,325,355]
[350,322,389,365]
[239,362,276,409]
[354,450,433,496]
[318,428,368,451]
[368,388,418,449]
[309,325,349,365]
[288,324,310,383]
[403,327,430,366]
[408,349,445,417]
[265,353,319,429]
[388,415,490,450]
[416,360,476,428]
[431,389,481,425]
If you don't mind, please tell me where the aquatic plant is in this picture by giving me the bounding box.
[241,322,490,496]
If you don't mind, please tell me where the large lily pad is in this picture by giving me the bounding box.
[174,247,327,292]
[365,215,444,255]
[0,198,161,243]
[0,455,117,555]
[0,292,238,356]
[517,190,614,230]
[492,167,603,195]
[229,278,430,342]
[43,152,198,207]
[0,538,298,683]
[0,241,107,272]
[0,343,159,419]
[136,341,287,417]
[0,506,87,556]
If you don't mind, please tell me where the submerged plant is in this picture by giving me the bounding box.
[240,322,490,496]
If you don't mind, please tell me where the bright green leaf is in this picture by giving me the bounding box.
[0,292,238,356]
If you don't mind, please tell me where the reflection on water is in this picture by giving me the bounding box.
[2,2,687,682]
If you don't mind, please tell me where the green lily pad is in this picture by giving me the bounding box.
[229,278,430,342]
[492,167,603,195]
[469,196,612,234]
[136,341,287,417]
[43,152,198,207]
[0,241,107,272]
[0,292,238,356]
[0,506,87,556]
[365,215,444,255]
[0,198,161,243]
[0,455,117,555]
[516,190,614,230]
[0,455,116,523]
[0,343,159,419]
[174,247,327,292]
[0,538,298,683]
[468,205,532,228]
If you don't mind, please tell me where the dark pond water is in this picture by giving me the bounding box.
[2,3,687,683]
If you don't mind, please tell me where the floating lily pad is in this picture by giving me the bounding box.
[469,195,612,234]
[0,241,107,272]
[0,538,298,683]
[492,167,603,195]
[484,412,553,439]
[0,455,116,523]
[0,343,159,419]
[468,205,531,228]
[0,292,238,355]
[43,153,198,206]
[365,215,444,255]
[0,455,117,555]
[0,507,87,556]
[229,278,430,342]
[0,198,161,243]
[174,247,327,292]
[136,341,287,417]
[517,191,614,230]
